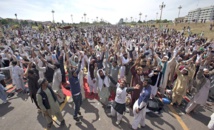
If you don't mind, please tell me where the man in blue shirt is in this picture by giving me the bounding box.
[68,55,83,124]
[131,78,151,130]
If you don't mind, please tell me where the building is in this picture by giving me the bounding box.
[185,5,214,22]
[175,17,185,23]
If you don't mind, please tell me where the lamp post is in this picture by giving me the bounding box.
[139,12,142,21]
[156,12,158,20]
[15,13,17,20]
[159,2,166,21]
[83,13,86,22]
[178,5,182,18]
[51,10,55,23]
[71,14,73,23]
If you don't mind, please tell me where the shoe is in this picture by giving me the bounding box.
[3,100,8,104]
[60,120,65,127]
[47,122,53,129]
[116,120,121,125]
[78,111,83,118]
[74,117,81,124]
[107,113,113,117]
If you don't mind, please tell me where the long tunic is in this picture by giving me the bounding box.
[193,79,211,105]
[37,88,60,114]
[172,64,194,96]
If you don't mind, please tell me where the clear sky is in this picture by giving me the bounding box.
[0,0,213,24]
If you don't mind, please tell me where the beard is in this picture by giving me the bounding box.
[204,74,210,78]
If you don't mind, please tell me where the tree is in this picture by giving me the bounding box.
[0,19,9,25]
[118,18,124,24]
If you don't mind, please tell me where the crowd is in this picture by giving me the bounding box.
[0,24,214,130]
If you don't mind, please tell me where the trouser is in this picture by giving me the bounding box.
[208,118,214,130]
[172,93,183,105]
[56,89,65,103]
[110,106,123,121]
[185,101,200,114]
[45,109,64,124]
[31,94,40,109]
[132,101,147,129]
[73,94,82,118]
[0,85,7,102]
[89,84,97,93]
[78,70,85,100]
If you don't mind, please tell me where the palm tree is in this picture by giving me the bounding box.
[178,5,182,17]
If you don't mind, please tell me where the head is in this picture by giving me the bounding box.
[97,55,101,60]
[74,57,78,63]
[38,78,49,89]
[142,78,150,87]
[99,70,104,76]
[162,56,169,63]
[136,66,143,75]
[12,61,17,66]
[140,59,147,67]
[71,69,78,77]
[54,63,60,70]
[203,68,210,78]
[181,68,188,75]
[123,53,128,59]
[119,78,127,88]
[112,61,117,67]
[28,69,34,77]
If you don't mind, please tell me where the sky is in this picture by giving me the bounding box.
[0,0,213,24]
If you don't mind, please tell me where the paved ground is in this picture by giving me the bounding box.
[0,92,213,130]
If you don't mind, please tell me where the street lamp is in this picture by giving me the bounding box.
[139,12,142,21]
[156,12,158,20]
[178,5,182,18]
[159,2,166,20]
[15,13,17,20]
[51,10,55,23]
[83,13,86,22]
[71,14,73,23]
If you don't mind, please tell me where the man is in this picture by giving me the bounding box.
[36,78,65,129]
[148,65,162,98]
[51,63,65,104]
[171,63,195,106]
[68,56,83,124]
[132,78,151,130]
[107,76,139,125]
[24,63,40,111]
[185,64,213,114]
[0,61,26,92]
[97,69,110,106]
[0,74,7,104]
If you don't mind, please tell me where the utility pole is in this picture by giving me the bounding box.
[51,10,55,23]
[139,12,142,21]
[178,5,182,18]
[71,14,73,23]
[159,2,166,21]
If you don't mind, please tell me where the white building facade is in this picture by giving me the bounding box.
[185,5,214,22]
